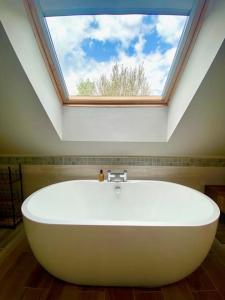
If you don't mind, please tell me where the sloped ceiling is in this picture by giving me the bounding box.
[0,22,225,157]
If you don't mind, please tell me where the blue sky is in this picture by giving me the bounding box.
[82,39,118,62]
[46,14,187,96]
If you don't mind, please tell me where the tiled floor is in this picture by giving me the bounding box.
[0,224,225,299]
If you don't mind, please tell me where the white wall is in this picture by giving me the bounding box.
[0,27,225,156]
[0,0,225,156]
[1,0,225,146]
[0,0,63,138]
[167,0,225,139]
[63,106,167,142]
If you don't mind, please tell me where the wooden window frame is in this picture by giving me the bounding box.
[23,0,207,107]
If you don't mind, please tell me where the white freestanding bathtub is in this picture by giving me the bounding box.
[22,180,219,287]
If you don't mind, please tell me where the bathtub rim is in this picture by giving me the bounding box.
[21,179,220,227]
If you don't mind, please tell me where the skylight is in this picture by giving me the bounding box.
[46,14,188,98]
[24,0,205,105]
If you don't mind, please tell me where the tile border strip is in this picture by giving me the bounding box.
[0,156,225,167]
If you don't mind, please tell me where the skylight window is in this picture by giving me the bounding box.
[46,15,188,98]
[24,0,205,105]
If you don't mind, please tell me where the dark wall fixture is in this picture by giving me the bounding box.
[0,164,23,227]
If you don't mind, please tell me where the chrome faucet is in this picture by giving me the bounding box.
[107,170,128,182]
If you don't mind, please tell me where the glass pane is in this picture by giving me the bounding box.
[46,14,188,97]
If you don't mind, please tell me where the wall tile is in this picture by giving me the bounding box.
[0,156,225,167]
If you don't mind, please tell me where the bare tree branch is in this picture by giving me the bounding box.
[76,63,151,96]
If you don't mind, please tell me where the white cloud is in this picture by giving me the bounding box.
[134,34,146,55]
[155,15,188,45]
[47,16,92,55]
[47,15,150,58]
[89,15,152,48]
[46,14,186,96]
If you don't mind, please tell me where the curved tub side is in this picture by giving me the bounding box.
[23,216,218,287]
